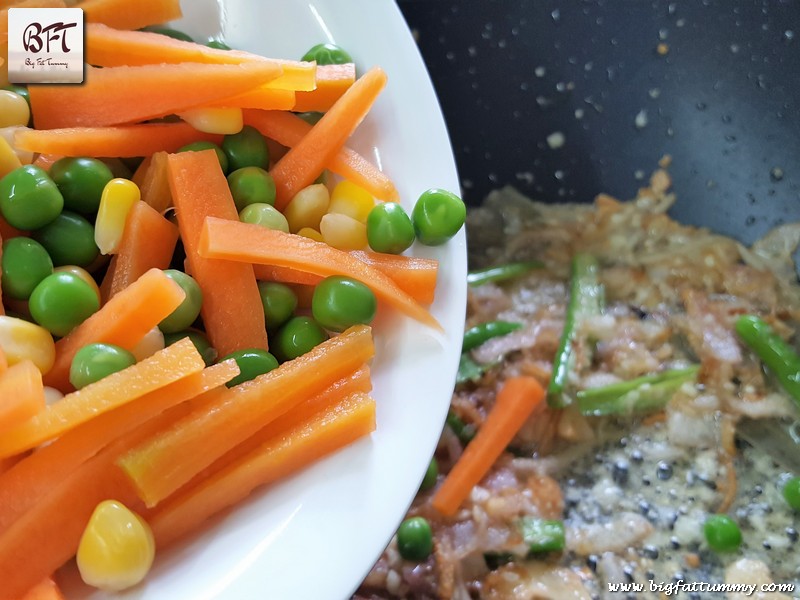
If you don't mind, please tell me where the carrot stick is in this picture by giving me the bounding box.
[0,402,185,599]
[166,149,268,356]
[199,218,442,330]
[30,154,60,172]
[269,66,388,210]
[0,214,24,241]
[83,24,316,91]
[0,361,44,434]
[118,324,374,508]
[252,251,438,306]
[242,109,398,201]
[14,123,223,158]
[150,392,376,548]
[203,88,296,111]
[29,62,284,129]
[0,360,238,535]
[44,268,187,392]
[138,150,172,212]
[100,201,179,301]
[77,0,181,30]
[16,576,64,600]
[432,376,545,517]
[0,338,203,458]
[293,63,357,112]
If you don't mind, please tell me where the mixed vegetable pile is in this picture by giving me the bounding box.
[0,0,465,597]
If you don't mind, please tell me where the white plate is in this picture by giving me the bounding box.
[62,1,465,599]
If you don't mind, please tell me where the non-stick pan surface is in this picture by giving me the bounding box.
[397,0,800,245]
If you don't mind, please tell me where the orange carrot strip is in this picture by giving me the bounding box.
[252,264,323,287]
[77,0,181,30]
[150,392,376,547]
[242,109,398,201]
[293,63,357,113]
[167,149,267,356]
[29,62,283,129]
[203,87,296,111]
[43,268,186,392]
[16,576,64,600]
[83,24,316,91]
[0,403,183,599]
[138,150,172,212]
[100,201,179,301]
[0,361,44,435]
[432,376,545,517]
[0,214,24,241]
[29,154,60,172]
[0,360,238,535]
[14,123,223,158]
[0,338,203,458]
[118,324,374,508]
[200,218,442,330]
[270,66,387,210]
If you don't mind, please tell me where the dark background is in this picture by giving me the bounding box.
[396,0,800,245]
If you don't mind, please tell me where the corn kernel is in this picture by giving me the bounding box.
[54,265,101,305]
[43,386,64,405]
[0,315,56,375]
[0,136,21,178]
[296,227,324,242]
[178,107,243,135]
[95,179,140,255]
[319,212,368,250]
[0,90,30,128]
[131,327,165,362]
[0,126,33,164]
[77,500,155,592]
[329,179,375,223]
[284,183,330,233]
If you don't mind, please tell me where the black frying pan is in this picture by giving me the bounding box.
[397,0,800,247]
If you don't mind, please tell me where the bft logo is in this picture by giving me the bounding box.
[7,8,84,83]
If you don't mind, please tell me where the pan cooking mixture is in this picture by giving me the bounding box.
[356,170,800,599]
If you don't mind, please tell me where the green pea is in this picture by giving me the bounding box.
[49,157,114,214]
[311,276,376,332]
[411,188,466,246]
[703,514,742,552]
[206,40,232,50]
[163,330,217,366]
[141,26,194,42]
[257,281,298,329]
[69,343,136,389]
[396,517,433,561]
[219,348,279,388]
[783,476,800,511]
[366,202,415,254]
[227,167,276,210]
[178,141,229,174]
[158,270,203,333]
[1,237,53,300]
[222,125,269,171]
[239,203,289,232]
[296,112,323,126]
[29,271,100,337]
[301,43,353,65]
[33,210,99,268]
[0,165,63,230]
[420,458,438,491]
[273,316,328,362]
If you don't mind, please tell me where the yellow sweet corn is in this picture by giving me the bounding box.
[77,500,155,592]
[0,136,22,178]
[131,327,165,362]
[328,179,375,223]
[296,227,324,242]
[178,107,243,135]
[0,315,56,375]
[95,178,140,255]
[319,212,368,250]
[0,90,30,128]
[284,183,330,233]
